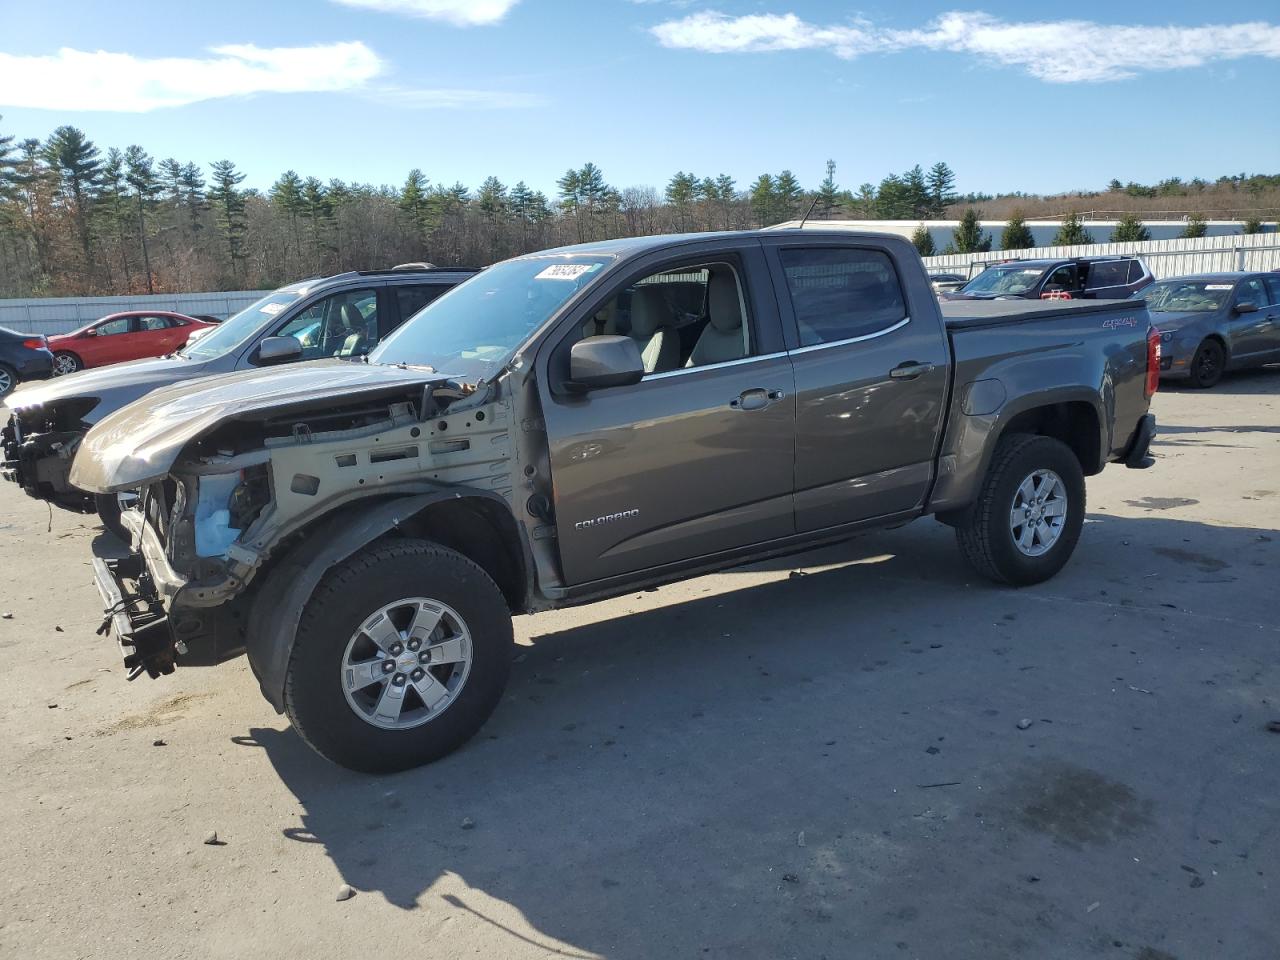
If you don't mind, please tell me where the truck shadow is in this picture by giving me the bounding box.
[243,509,1279,958]
[1160,364,1280,396]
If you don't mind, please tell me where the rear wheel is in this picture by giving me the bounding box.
[283,539,513,773]
[52,352,81,376]
[1189,339,1224,389]
[956,434,1085,586]
[0,363,15,398]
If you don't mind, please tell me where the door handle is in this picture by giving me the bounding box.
[889,362,935,380]
[730,388,783,411]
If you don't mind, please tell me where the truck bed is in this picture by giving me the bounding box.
[940,298,1139,330]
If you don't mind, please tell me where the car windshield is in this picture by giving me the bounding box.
[960,265,1046,295]
[178,289,305,360]
[1136,280,1233,312]
[370,255,613,381]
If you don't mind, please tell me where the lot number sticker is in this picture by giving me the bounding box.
[535,263,597,281]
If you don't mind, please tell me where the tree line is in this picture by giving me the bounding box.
[0,118,969,297]
[0,117,1274,297]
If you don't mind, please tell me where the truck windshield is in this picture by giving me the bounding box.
[178,289,305,361]
[1136,279,1232,312]
[370,255,613,381]
[960,266,1045,295]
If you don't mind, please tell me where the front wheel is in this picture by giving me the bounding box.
[1189,339,1224,389]
[956,434,1085,586]
[52,352,82,376]
[283,539,513,773]
[0,363,15,397]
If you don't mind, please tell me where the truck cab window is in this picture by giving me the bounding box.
[584,262,752,375]
[779,247,907,346]
[276,289,379,359]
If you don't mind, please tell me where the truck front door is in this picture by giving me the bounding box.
[763,238,950,532]
[540,244,795,586]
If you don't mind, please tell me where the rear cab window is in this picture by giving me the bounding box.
[778,247,908,346]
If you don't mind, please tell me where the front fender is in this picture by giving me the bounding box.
[245,489,507,712]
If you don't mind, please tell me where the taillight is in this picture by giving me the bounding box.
[1145,327,1161,398]
[21,337,46,350]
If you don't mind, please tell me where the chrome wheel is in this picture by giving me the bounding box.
[0,367,12,395]
[340,597,473,730]
[1009,468,1067,557]
[52,353,80,376]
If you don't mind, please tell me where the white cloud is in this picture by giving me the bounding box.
[649,9,1280,82]
[331,0,520,26]
[0,43,384,112]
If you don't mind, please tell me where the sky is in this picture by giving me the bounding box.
[1,0,1278,199]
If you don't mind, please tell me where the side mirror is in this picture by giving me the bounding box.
[568,335,644,391]
[82,328,97,337]
[1234,301,1258,314]
[256,335,304,365]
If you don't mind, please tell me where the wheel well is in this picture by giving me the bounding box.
[1202,333,1229,359]
[395,498,529,613]
[1001,402,1102,476]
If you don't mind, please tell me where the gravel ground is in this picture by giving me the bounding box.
[1,371,1277,960]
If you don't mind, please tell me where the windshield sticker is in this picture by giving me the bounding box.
[260,302,286,315]
[535,263,597,281]
[1204,284,1233,290]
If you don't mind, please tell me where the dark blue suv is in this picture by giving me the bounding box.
[942,256,1153,302]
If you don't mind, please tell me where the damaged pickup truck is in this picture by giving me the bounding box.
[71,230,1159,772]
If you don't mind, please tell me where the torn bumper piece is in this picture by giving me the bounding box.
[91,553,174,680]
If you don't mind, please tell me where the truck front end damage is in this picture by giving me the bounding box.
[73,366,516,682]
[2,399,100,512]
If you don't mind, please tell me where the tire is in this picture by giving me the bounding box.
[956,434,1085,586]
[52,352,82,376]
[0,363,15,398]
[94,492,134,543]
[283,538,513,773]
[1188,339,1224,389]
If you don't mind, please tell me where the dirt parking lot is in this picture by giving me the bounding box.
[1,372,1277,960]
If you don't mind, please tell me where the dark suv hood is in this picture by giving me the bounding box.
[71,359,449,492]
[7,354,198,422]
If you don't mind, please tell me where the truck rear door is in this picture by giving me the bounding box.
[762,236,950,531]
[538,241,795,586]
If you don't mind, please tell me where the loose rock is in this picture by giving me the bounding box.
[336,884,355,901]
[782,873,799,883]
[1265,720,1280,734]
[460,817,475,830]
[54,626,63,633]
[1,612,13,620]
[203,831,223,846]
[1190,876,1205,889]
[152,739,167,747]
[1016,718,1034,730]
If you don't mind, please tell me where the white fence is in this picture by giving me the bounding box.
[923,232,1280,279]
[0,290,271,337]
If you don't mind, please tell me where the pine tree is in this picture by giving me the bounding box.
[123,145,160,293]
[207,159,247,279]
[1242,216,1263,235]
[665,171,698,230]
[875,174,910,219]
[178,163,205,233]
[953,208,991,253]
[774,170,803,221]
[1052,212,1094,246]
[1111,211,1150,243]
[1000,212,1035,250]
[749,174,778,226]
[910,224,936,257]
[1180,213,1207,239]
[270,170,305,261]
[42,126,102,282]
[816,160,841,220]
[926,162,958,218]
[99,148,132,288]
[902,165,930,219]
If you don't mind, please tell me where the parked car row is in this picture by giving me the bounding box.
[938,256,1280,389]
[4,229,1160,773]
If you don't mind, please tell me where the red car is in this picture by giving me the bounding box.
[48,311,216,376]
